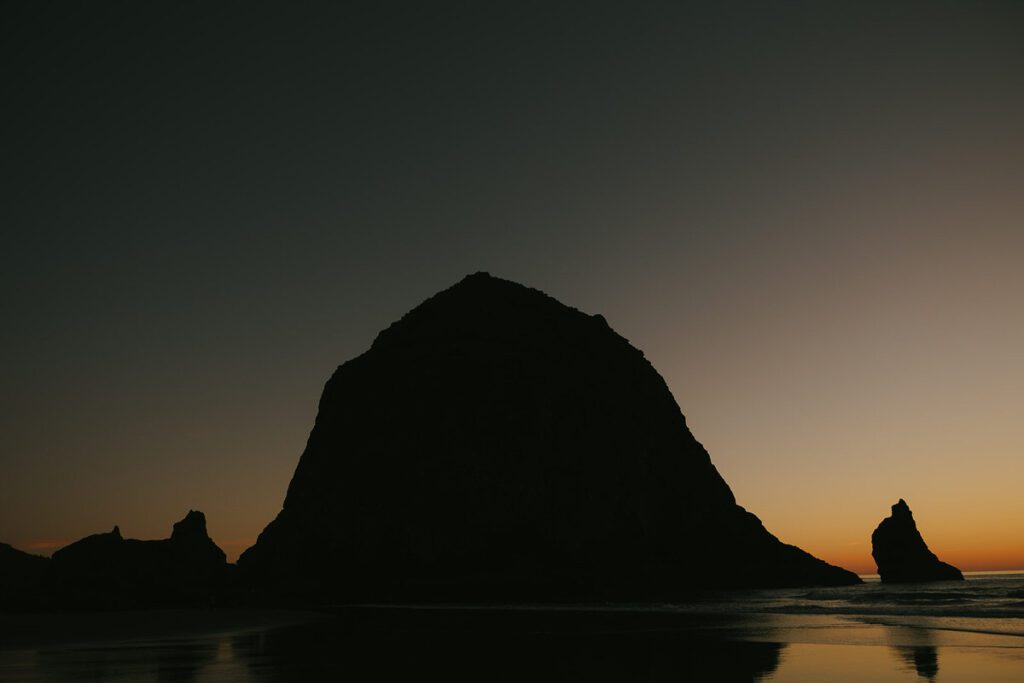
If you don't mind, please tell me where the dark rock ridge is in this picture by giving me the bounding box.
[872,499,963,583]
[240,272,860,601]
[0,542,50,607]
[49,510,230,606]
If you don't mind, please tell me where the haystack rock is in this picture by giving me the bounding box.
[49,510,229,606]
[872,499,963,583]
[240,273,860,601]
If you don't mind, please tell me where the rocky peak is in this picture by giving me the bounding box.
[239,273,860,601]
[171,510,209,542]
[48,510,228,607]
[871,499,963,583]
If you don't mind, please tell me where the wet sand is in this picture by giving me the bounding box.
[0,606,1021,681]
[0,608,325,650]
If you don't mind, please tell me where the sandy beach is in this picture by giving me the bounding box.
[1,601,1021,682]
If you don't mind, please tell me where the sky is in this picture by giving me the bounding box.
[3,2,1022,575]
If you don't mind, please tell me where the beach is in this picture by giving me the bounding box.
[1,572,1021,681]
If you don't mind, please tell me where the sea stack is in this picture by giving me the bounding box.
[871,499,964,583]
[240,273,860,601]
[49,510,229,606]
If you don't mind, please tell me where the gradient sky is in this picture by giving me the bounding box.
[3,2,1022,575]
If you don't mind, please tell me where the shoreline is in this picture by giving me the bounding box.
[2,604,1021,682]
[0,608,327,651]
[3,603,1020,649]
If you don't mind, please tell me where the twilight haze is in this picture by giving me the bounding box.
[3,3,1022,575]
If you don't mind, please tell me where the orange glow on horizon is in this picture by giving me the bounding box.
[15,534,1023,577]
[22,539,68,552]
[816,548,1024,577]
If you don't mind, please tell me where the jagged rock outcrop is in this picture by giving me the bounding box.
[872,499,963,583]
[0,542,50,607]
[49,510,229,606]
[170,510,229,564]
[240,272,860,601]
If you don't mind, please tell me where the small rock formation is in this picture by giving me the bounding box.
[49,510,229,606]
[170,510,230,565]
[0,542,50,607]
[871,499,963,583]
[240,272,860,601]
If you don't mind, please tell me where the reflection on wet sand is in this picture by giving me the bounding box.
[886,625,939,680]
[231,615,786,682]
[18,611,787,683]
[31,637,219,682]
[894,645,939,680]
[8,610,1024,682]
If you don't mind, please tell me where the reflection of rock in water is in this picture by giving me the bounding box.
[894,646,939,680]
[34,637,219,683]
[886,625,939,681]
[234,614,785,682]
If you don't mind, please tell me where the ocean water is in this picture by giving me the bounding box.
[1,572,1022,682]
[668,571,1024,637]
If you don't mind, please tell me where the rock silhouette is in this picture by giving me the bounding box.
[871,499,963,583]
[49,510,230,607]
[240,272,859,601]
[0,542,50,608]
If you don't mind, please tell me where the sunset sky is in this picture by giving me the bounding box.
[3,2,1022,576]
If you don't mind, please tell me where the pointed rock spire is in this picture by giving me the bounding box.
[871,499,963,583]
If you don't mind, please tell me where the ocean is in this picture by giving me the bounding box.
[673,570,1024,635]
[1,572,1022,682]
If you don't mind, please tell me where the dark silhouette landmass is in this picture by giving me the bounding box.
[47,510,231,607]
[0,542,49,608]
[872,499,963,583]
[240,272,859,601]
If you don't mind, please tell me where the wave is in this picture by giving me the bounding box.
[665,573,1024,630]
[764,603,1024,622]
[852,616,1024,639]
